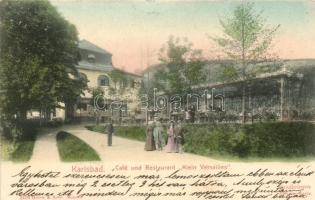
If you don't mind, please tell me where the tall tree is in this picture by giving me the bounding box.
[0,0,86,134]
[157,36,206,95]
[212,2,279,123]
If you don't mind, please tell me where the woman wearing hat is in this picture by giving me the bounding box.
[165,120,176,153]
[145,120,156,151]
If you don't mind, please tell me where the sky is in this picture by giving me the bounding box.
[50,0,315,74]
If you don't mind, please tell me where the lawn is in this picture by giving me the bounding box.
[11,140,36,162]
[1,137,14,161]
[56,131,100,162]
[1,133,36,162]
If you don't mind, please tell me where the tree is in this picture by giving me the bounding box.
[211,2,279,123]
[0,0,86,135]
[157,36,206,95]
[138,36,206,112]
[89,87,105,125]
[109,69,127,90]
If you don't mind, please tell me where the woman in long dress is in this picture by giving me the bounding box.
[145,121,156,151]
[165,121,176,153]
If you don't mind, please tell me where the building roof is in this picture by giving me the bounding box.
[77,61,113,72]
[112,66,142,77]
[79,39,112,55]
[191,66,309,90]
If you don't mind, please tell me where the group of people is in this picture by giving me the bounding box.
[145,118,184,153]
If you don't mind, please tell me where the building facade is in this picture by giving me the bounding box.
[27,40,142,123]
[74,40,141,122]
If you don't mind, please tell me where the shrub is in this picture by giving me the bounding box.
[87,122,315,159]
[19,120,38,140]
[244,122,315,157]
[183,122,315,158]
[11,140,35,162]
[115,126,146,141]
[85,125,106,133]
[46,118,63,127]
[86,125,147,141]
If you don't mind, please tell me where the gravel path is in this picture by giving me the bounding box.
[30,128,60,163]
[30,124,219,164]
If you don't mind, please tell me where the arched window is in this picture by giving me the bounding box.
[98,75,110,86]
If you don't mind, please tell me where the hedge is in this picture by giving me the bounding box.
[1,120,38,162]
[86,122,315,158]
[183,122,315,158]
[86,125,146,142]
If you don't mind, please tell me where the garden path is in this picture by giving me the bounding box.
[30,128,60,163]
[30,124,219,164]
[66,125,218,163]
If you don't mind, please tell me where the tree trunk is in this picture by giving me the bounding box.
[95,111,99,125]
[280,77,284,121]
[65,103,74,122]
[241,4,246,124]
[241,84,246,124]
[39,109,42,127]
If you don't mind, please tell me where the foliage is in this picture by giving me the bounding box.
[150,36,206,96]
[212,2,279,71]
[56,131,100,162]
[87,122,315,159]
[115,126,146,141]
[211,2,279,123]
[0,0,86,138]
[89,87,105,105]
[1,120,38,162]
[88,87,105,125]
[86,125,146,141]
[11,140,36,162]
[109,69,128,90]
[0,137,13,160]
[85,125,106,133]
[183,122,315,158]
[221,64,238,81]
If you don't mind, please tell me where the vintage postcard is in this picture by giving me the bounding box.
[0,0,315,199]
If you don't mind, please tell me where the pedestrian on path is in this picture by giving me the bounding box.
[107,121,114,146]
[145,120,156,151]
[153,118,165,151]
[165,120,176,153]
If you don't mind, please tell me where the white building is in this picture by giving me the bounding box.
[28,40,141,123]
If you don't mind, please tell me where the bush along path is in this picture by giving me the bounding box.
[87,122,315,162]
[183,122,315,160]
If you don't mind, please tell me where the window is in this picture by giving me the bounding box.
[87,54,95,63]
[120,80,127,89]
[98,75,109,86]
